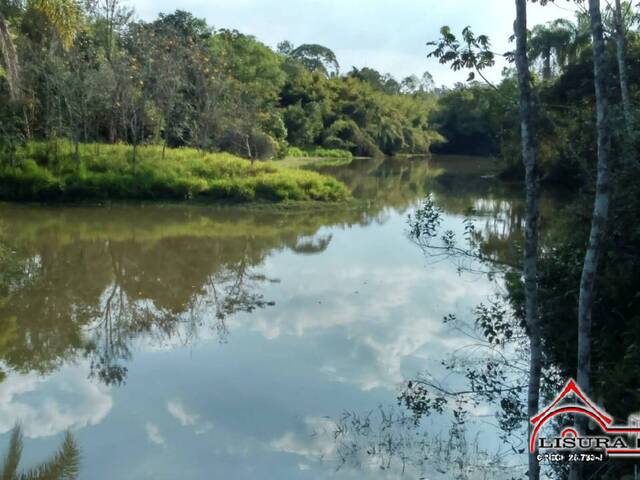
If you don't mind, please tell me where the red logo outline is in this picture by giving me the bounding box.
[530,379,640,457]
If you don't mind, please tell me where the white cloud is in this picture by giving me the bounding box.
[167,400,198,426]
[228,263,493,391]
[166,400,213,434]
[0,364,112,438]
[145,422,166,446]
[270,417,336,461]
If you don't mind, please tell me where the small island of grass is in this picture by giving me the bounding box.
[0,142,350,203]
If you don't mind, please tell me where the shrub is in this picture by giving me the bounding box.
[286,146,309,158]
[286,146,352,160]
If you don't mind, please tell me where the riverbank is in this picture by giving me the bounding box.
[0,142,350,203]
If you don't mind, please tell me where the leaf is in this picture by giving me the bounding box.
[18,432,80,480]
[1,426,23,480]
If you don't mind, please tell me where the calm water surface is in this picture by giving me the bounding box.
[0,156,553,479]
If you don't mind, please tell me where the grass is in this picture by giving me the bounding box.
[279,156,354,169]
[0,142,351,203]
[286,146,353,160]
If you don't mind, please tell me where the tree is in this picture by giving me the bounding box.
[276,39,293,55]
[209,29,286,159]
[400,74,420,94]
[127,19,190,156]
[427,25,496,86]
[2,2,441,162]
[0,9,21,100]
[62,30,103,163]
[348,67,401,94]
[427,13,543,480]
[514,2,541,479]
[86,0,132,61]
[528,21,573,80]
[110,55,146,167]
[1,0,82,101]
[289,43,339,77]
[576,0,611,413]
[610,0,635,136]
[550,16,591,67]
[420,71,435,91]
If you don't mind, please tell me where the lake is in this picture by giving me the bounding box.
[0,156,556,479]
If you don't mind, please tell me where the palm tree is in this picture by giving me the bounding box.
[1,425,80,480]
[606,0,638,135]
[549,17,591,69]
[528,21,574,80]
[0,0,82,99]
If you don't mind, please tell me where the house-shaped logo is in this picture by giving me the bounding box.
[530,378,640,457]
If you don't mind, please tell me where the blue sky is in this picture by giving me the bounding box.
[128,0,578,86]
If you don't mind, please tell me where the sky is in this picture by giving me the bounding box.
[128,0,579,86]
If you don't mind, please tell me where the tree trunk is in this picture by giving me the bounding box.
[542,52,552,81]
[74,138,80,171]
[23,106,31,139]
[614,0,633,137]
[0,13,20,100]
[577,0,610,401]
[245,135,254,165]
[571,6,611,478]
[514,2,541,479]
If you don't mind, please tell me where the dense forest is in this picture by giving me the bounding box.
[432,8,640,184]
[0,1,440,161]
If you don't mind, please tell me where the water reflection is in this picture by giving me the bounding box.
[0,156,562,479]
[0,205,382,385]
[1,425,80,480]
[0,212,279,386]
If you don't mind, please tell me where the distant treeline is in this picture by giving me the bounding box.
[0,2,442,162]
[431,12,640,183]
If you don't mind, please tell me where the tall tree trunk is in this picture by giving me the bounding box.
[614,0,633,137]
[0,13,20,100]
[577,0,610,401]
[571,6,611,478]
[514,2,541,479]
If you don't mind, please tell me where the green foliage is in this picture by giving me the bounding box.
[0,3,441,177]
[0,142,350,202]
[427,26,495,83]
[210,29,285,102]
[430,18,640,184]
[507,159,640,421]
[288,43,340,77]
[286,146,352,159]
[529,20,577,80]
[432,80,519,157]
[347,67,401,94]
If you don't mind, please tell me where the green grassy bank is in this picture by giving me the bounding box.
[0,142,350,202]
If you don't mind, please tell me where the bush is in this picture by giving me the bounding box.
[307,147,352,159]
[286,146,309,158]
[286,146,352,160]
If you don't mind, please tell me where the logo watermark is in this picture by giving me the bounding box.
[530,379,640,462]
